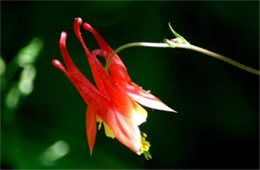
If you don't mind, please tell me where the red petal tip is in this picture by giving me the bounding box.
[75,17,82,21]
[52,59,61,66]
[52,59,66,72]
[83,23,93,31]
[60,31,67,39]
[75,17,83,24]
[60,32,67,46]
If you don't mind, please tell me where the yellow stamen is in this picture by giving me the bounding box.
[141,132,152,160]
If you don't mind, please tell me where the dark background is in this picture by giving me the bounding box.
[1,1,259,169]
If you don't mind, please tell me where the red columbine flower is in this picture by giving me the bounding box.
[53,18,152,157]
[81,22,176,113]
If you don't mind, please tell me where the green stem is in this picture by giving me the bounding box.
[104,41,260,76]
[187,44,260,75]
[165,39,260,76]
[104,42,168,71]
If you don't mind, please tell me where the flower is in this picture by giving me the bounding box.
[52,18,152,157]
[81,21,176,113]
[53,17,176,159]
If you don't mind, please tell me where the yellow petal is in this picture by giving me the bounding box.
[103,123,115,138]
[132,102,148,126]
